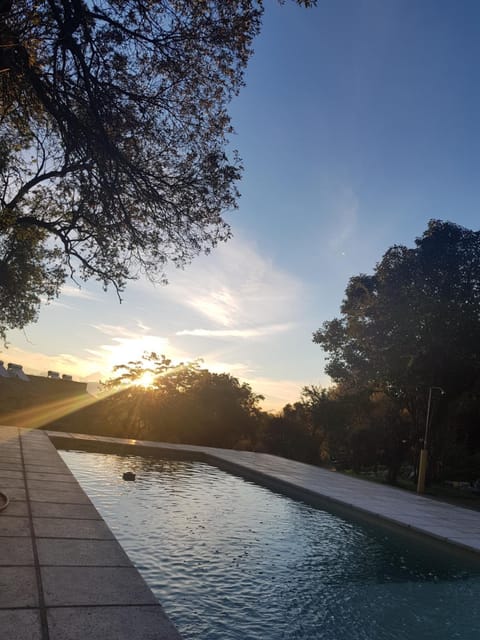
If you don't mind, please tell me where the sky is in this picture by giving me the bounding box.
[3,0,480,410]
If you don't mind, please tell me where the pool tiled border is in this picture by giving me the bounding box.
[0,426,182,640]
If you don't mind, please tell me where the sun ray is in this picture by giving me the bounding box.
[0,386,121,430]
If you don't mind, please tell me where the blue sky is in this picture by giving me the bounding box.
[3,0,480,410]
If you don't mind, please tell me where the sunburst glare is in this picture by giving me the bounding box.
[134,370,156,389]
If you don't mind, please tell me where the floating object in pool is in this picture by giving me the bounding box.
[122,471,136,481]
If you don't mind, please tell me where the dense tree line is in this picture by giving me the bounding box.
[49,354,266,449]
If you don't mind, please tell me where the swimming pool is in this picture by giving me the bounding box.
[60,449,480,640]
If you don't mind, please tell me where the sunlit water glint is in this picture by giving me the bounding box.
[60,450,480,640]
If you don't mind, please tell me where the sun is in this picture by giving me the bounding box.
[134,370,156,389]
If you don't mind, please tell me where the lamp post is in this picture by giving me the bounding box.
[417,386,445,494]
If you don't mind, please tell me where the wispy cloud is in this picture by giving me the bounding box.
[61,285,98,301]
[327,187,359,254]
[175,323,293,339]
[39,298,73,310]
[91,323,146,340]
[201,360,253,376]
[136,320,152,333]
[162,235,305,332]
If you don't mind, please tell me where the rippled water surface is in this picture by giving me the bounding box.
[60,450,480,640]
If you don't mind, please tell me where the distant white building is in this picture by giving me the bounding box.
[7,362,30,381]
[0,361,75,383]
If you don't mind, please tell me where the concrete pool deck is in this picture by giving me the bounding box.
[1,426,479,639]
[0,425,182,640]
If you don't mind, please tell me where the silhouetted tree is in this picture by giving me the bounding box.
[0,0,315,340]
[261,402,320,463]
[313,220,480,482]
[314,220,480,397]
[97,352,264,447]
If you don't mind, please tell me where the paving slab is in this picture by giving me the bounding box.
[0,469,24,479]
[47,605,182,640]
[0,609,43,640]
[21,441,48,448]
[33,517,114,539]
[37,538,132,566]
[0,447,21,456]
[0,515,30,536]
[6,486,27,501]
[0,537,34,565]
[0,462,24,472]
[23,462,66,472]
[31,502,101,520]
[26,471,78,483]
[0,442,21,450]
[27,479,82,493]
[28,488,92,504]
[42,567,159,606]
[0,475,26,488]
[0,567,39,608]
[23,453,67,463]
[24,464,74,474]
[0,455,22,465]
[0,500,29,517]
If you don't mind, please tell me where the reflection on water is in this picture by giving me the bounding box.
[60,450,480,640]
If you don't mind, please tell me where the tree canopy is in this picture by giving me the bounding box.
[313,220,480,397]
[0,0,315,340]
[91,352,264,446]
[312,220,480,483]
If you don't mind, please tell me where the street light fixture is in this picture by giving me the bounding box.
[417,386,445,494]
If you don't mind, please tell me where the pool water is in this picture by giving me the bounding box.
[60,450,480,640]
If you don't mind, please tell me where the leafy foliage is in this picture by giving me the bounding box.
[0,0,315,339]
[70,352,265,447]
[312,220,480,483]
[0,227,65,338]
[314,220,480,394]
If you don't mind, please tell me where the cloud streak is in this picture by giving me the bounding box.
[327,187,359,253]
[61,285,99,301]
[175,323,293,339]
[162,235,306,333]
